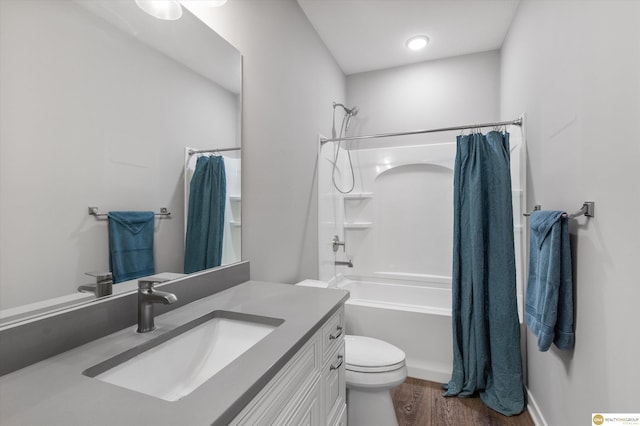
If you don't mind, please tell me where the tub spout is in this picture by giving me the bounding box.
[335,260,353,268]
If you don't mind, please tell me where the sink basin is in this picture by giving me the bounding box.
[83,310,283,401]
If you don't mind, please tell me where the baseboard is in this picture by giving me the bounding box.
[526,387,548,426]
[407,365,450,384]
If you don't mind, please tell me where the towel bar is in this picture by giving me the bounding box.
[88,207,171,219]
[523,201,595,219]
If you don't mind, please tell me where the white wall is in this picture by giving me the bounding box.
[0,1,238,309]
[184,0,347,283]
[501,1,640,424]
[346,51,501,137]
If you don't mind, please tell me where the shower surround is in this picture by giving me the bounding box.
[318,129,526,381]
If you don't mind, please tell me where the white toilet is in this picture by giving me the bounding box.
[345,335,407,426]
[296,280,407,426]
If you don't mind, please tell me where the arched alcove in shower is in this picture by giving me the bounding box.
[371,163,453,277]
[320,141,459,284]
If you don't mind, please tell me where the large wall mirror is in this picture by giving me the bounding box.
[0,0,242,323]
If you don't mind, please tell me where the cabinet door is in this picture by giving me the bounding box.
[332,404,347,426]
[229,305,346,426]
[280,380,321,426]
[324,341,346,425]
[231,334,320,425]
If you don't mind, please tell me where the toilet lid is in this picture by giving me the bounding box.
[345,335,406,373]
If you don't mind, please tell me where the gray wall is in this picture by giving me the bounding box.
[185,0,347,283]
[0,0,238,309]
[347,50,501,135]
[501,0,640,424]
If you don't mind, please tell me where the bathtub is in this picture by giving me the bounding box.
[333,274,454,383]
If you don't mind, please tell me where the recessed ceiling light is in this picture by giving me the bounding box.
[202,0,228,6]
[406,35,430,51]
[135,0,183,21]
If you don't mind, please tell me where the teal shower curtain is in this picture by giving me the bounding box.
[184,155,226,274]
[442,131,526,416]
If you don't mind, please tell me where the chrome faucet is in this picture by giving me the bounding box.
[78,272,113,297]
[332,235,346,252]
[334,260,353,268]
[137,278,177,333]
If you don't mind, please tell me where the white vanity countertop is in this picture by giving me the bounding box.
[0,281,349,426]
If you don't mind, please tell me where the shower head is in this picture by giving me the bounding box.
[332,101,360,135]
[333,102,359,116]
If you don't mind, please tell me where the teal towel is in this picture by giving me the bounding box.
[184,156,226,274]
[108,211,155,283]
[443,131,525,416]
[526,210,575,351]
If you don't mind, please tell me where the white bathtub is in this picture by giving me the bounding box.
[333,275,454,383]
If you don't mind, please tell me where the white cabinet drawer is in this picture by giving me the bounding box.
[321,307,345,362]
[323,341,346,426]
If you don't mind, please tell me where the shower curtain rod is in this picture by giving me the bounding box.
[319,117,523,145]
[188,147,241,155]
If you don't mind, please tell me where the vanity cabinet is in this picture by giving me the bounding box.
[322,308,347,426]
[231,306,346,426]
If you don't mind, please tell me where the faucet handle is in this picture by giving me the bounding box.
[85,272,113,283]
[138,277,169,291]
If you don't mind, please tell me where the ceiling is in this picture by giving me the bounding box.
[297,0,521,75]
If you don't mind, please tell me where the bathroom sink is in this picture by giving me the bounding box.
[83,310,283,401]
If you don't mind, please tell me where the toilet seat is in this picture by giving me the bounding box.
[346,361,406,373]
[345,335,406,373]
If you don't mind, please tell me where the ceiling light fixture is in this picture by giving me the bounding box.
[202,0,228,6]
[406,35,430,51]
[135,0,183,21]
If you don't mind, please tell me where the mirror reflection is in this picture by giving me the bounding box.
[184,147,241,273]
[0,0,242,322]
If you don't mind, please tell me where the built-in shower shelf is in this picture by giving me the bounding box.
[344,222,373,229]
[229,221,241,227]
[229,195,241,202]
[343,193,373,200]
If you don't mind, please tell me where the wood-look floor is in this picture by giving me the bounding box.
[391,377,535,426]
